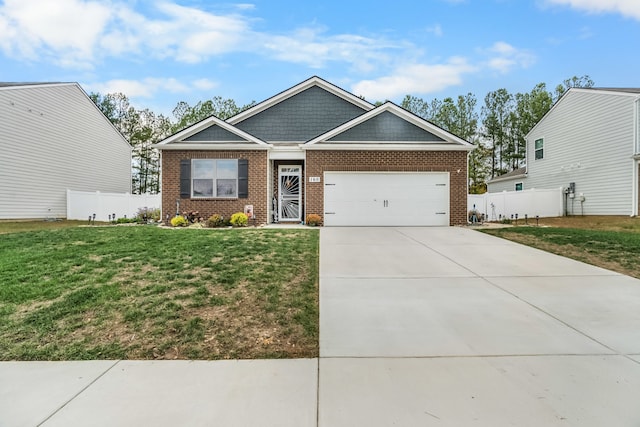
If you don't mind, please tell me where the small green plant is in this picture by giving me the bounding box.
[116,217,138,224]
[136,207,161,222]
[207,214,225,228]
[171,216,188,227]
[500,218,512,224]
[305,214,322,226]
[230,212,248,227]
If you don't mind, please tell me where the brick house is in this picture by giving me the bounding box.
[155,77,474,226]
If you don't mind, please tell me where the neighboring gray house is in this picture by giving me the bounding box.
[487,88,640,216]
[0,83,132,219]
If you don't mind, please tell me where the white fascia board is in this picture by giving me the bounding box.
[156,115,268,146]
[305,102,473,148]
[487,173,528,184]
[302,143,474,152]
[153,143,270,151]
[226,76,373,125]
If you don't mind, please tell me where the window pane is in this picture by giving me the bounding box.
[216,160,237,179]
[535,149,543,160]
[193,179,214,197]
[193,160,215,179]
[534,139,544,150]
[217,179,237,197]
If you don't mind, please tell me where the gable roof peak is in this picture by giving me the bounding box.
[226,76,374,125]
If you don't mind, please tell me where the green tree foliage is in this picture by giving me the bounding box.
[91,92,170,194]
[90,74,593,196]
[553,75,594,101]
[171,96,256,133]
[482,88,513,179]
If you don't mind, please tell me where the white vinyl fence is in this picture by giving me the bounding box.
[468,187,564,221]
[67,189,161,222]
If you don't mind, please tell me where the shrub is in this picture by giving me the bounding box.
[170,216,188,227]
[230,212,248,227]
[305,214,322,226]
[207,214,225,228]
[136,207,160,222]
[182,211,202,223]
[116,217,138,224]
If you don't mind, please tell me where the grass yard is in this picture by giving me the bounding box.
[0,226,319,361]
[481,216,640,279]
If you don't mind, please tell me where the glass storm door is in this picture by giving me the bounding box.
[278,165,302,221]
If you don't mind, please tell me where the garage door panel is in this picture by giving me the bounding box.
[324,172,449,226]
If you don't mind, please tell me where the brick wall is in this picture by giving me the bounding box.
[161,150,268,224]
[305,150,469,226]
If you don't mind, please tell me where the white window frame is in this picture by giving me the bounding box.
[191,159,238,199]
[534,138,544,160]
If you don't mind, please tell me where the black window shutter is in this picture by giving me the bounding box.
[238,159,248,198]
[180,159,191,198]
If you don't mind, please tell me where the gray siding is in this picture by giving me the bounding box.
[234,86,366,142]
[327,111,444,142]
[487,177,526,193]
[0,84,131,219]
[524,90,637,215]
[184,124,246,142]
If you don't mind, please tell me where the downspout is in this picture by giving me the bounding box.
[303,147,307,225]
[266,148,271,224]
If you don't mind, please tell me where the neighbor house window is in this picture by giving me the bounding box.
[534,138,544,160]
[515,182,523,191]
[192,159,238,198]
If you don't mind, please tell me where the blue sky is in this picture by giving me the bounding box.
[1,0,638,117]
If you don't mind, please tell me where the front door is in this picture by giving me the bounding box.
[278,165,302,221]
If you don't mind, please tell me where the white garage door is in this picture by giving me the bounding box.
[323,172,450,226]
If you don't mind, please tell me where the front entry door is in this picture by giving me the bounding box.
[278,165,302,221]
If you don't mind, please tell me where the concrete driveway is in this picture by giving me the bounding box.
[2,226,640,426]
[319,227,640,426]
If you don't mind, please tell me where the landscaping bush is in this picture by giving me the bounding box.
[170,216,188,227]
[136,207,161,222]
[183,211,203,223]
[116,217,138,224]
[207,214,225,228]
[305,214,322,226]
[230,212,248,227]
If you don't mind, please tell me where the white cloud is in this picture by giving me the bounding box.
[87,78,192,98]
[193,78,218,91]
[351,58,476,101]
[0,0,403,72]
[260,26,398,72]
[483,41,535,73]
[545,0,640,20]
[426,24,444,37]
[0,0,111,66]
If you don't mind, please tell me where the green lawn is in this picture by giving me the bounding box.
[0,226,319,360]
[482,226,640,279]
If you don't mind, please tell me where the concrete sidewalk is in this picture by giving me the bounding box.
[2,227,640,426]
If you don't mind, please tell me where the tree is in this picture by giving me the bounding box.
[90,92,169,194]
[129,109,171,194]
[506,83,553,170]
[553,75,594,101]
[482,89,513,178]
[171,96,255,133]
[401,95,442,122]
